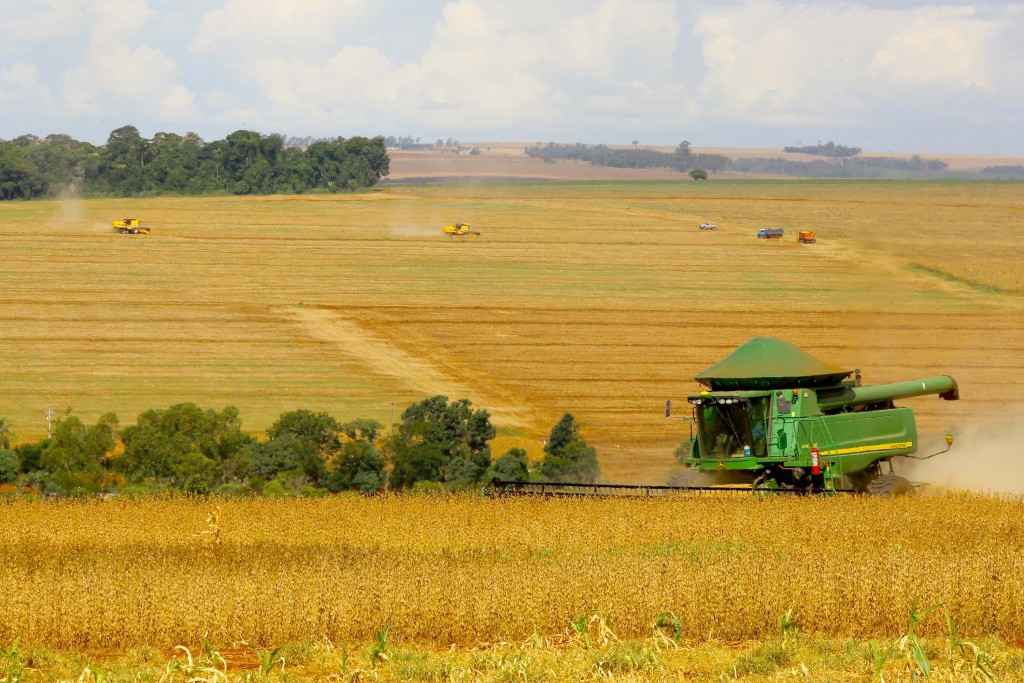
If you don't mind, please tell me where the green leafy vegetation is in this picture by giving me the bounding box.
[539,413,600,483]
[0,126,389,199]
[0,398,600,496]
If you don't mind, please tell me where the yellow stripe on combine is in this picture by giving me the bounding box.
[821,441,914,456]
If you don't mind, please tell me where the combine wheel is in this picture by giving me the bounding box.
[866,474,915,497]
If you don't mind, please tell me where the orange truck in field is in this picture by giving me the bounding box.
[798,231,816,243]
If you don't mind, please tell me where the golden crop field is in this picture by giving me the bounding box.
[2,493,1023,651]
[1,180,1023,485]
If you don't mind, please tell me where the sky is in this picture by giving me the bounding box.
[1,0,1022,154]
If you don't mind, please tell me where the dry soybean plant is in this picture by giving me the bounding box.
[0,492,1022,651]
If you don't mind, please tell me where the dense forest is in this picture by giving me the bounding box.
[0,126,390,199]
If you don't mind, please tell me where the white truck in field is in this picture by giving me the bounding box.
[699,222,717,230]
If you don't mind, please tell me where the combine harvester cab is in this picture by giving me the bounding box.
[678,337,958,495]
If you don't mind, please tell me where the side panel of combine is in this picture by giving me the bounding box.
[805,408,918,475]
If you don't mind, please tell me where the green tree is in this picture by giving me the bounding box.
[0,143,47,199]
[268,409,341,454]
[689,168,708,180]
[100,125,149,195]
[247,432,307,481]
[0,418,12,450]
[246,433,314,481]
[327,440,385,493]
[118,403,250,487]
[22,134,101,194]
[388,396,495,489]
[259,409,372,487]
[15,440,46,473]
[341,418,382,442]
[540,413,599,483]
[144,132,192,193]
[39,413,118,494]
[0,449,18,483]
[489,447,529,482]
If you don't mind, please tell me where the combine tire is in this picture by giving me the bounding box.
[866,474,915,497]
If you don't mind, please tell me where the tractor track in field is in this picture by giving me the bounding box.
[287,305,536,430]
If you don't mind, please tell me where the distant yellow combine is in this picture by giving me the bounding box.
[443,222,480,237]
[112,218,151,235]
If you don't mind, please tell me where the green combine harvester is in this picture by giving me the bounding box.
[489,337,958,497]
[672,337,958,494]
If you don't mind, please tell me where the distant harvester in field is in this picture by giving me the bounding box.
[443,222,481,237]
[112,218,151,235]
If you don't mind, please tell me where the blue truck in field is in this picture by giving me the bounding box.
[757,228,784,239]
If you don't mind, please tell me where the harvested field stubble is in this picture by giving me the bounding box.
[2,493,1022,650]
[0,181,1022,483]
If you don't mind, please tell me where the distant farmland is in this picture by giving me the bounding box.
[1,179,1022,483]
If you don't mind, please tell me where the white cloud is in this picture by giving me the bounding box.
[3,1,85,43]
[159,84,197,121]
[869,7,998,91]
[562,0,679,83]
[0,62,54,109]
[693,1,1013,127]
[191,0,375,59]
[695,2,882,125]
[186,0,690,135]
[60,0,196,121]
[1,1,1022,151]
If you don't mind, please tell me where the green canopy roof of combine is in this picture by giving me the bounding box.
[695,337,853,390]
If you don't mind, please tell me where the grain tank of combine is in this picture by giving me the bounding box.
[676,338,958,494]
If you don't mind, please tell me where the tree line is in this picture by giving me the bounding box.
[0,396,599,497]
[730,153,948,177]
[0,126,390,199]
[525,141,730,174]
[524,141,951,179]
[783,141,861,157]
